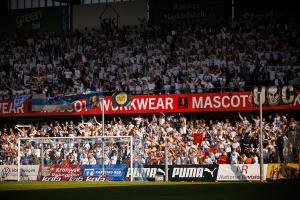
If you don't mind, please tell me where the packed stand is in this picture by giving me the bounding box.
[0,12,300,100]
[0,113,299,166]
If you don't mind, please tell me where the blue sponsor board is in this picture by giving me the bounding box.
[81,165,127,181]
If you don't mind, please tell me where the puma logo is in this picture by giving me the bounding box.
[157,168,165,175]
[204,168,217,177]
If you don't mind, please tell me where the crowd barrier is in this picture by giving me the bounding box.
[0,164,299,182]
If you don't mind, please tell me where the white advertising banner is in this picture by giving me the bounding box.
[0,165,39,181]
[73,0,147,30]
[217,164,268,181]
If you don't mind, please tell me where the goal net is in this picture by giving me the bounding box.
[17,136,133,182]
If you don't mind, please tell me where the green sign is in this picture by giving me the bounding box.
[1,7,67,34]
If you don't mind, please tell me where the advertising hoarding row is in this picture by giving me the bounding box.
[1,91,300,117]
[1,164,298,182]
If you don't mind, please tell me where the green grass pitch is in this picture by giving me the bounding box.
[0,181,299,200]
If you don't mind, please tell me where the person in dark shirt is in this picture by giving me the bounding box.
[276,133,284,163]
[21,153,31,165]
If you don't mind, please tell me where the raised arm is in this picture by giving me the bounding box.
[238,112,244,121]
[15,125,23,133]
[93,116,101,126]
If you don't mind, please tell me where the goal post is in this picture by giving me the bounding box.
[17,136,133,182]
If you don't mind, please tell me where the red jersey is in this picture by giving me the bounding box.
[217,155,228,164]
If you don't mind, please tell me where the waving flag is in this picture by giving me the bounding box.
[85,91,103,109]
[32,94,73,112]
[32,91,100,112]
[112,92,131,107]
[12,95,31,109]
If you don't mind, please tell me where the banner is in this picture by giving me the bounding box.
[81,164,127,181]
[32,92,99,112]
[266,163,299,181]
[0,165,39,181]
[0,7,67,34]
[12,95,31,109]
[217,164,268,181]
[126,165,219,182]
[39,165,81,181]
[149,0,231,24]
[169,165,219,181]
[73,0,147,29]
[1,91,300,117]
[252,85,296,106]
[0,99,29,116]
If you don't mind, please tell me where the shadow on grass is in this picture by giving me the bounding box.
[1,182,299,200]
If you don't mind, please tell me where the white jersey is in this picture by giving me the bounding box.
[81,157,89,165]
[110,155,118,164]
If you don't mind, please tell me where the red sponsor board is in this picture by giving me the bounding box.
[0,99,29,116]
[39,165,81,181]
[1,91,300,117]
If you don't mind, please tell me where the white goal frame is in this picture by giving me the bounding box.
[17,136,133,182]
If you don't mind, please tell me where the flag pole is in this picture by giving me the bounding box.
[101,97,105,181]
[259,91,264,182]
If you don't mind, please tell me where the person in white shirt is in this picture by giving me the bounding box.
[201,138,210,149]
[225,143,232,155]
[158,113,165,126]
[188,145,199,164]
[252,153,259,164]
[175,152,182,165]
[238,112,250,126]
[203,155,213,164]
[80,154,89,165]
[230,148,240,164]
[110,151,118,164]
[88,154,97,165]
[181,151,189,165]
[232,138,240,150]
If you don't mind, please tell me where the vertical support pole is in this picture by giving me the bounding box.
[130,136,133,182]
[102,97,105,180]
[68,3,73,32]
[259,92,264,182]
[232,0,235,21]
[17,138,21,182]
[41,143,44,177]
[164,137,168,182]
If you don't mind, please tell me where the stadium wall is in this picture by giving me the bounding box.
[72,0,147,30]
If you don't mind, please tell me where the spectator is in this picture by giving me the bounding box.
[0,112,299,166]
[217,151,228,164]
[1,12,299,100]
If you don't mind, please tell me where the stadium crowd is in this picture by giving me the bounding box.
[0,12,300,99]
[0,11,300,166]
[0,113,299,166]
